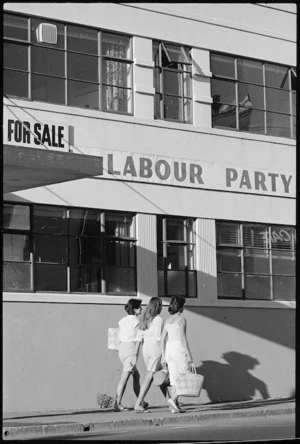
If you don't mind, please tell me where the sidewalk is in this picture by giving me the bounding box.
[2,397,295,440]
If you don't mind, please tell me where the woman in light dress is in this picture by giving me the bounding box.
[134,297,170,412]
[161,296,193,413]
[114,298,148,412]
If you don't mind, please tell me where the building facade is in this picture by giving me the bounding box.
[3,3,296,415]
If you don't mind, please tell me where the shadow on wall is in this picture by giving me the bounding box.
[197,351,270,403]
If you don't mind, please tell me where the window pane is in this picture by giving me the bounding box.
[183,71,192,97]
[211,53,235,78]
[34,235,68,264]
[213,104,237,129]
[245,275,271,300]
[272,250,296,275]
[35,264,67,291]
[167,219,185,241]
[270,226,296,250]
[217,273,242,298]
[102,60,131,87]
[34,206,68,234]
[292,91,296,115]
[3,234,30,261]
[102,86,131,113]
[267,112,291,138]
[266,87,290,114]
[238,83,264,109]
[163,70,181,95]
[68,52,98,82]
[239,108,265,134]
[265,64,289,89]
[32,74,65,104]
[4,70,28,98]
[167,270,186,295]
[237,59,263,84]
[31,19,65,49]
[4,14,29,40]
[69,237,102,265]
[164,95,182,120]
[244,248,270,274]
[211,79,236,105]
[217,249,241,272]
[102,33,131,59]
[68,80,99,109]
[69,209,101,236]
[164,44,191,64]
[67,25,98,54]
[105,213,134,237]
[105,267,135,293]
[105,240,135,267]
[3,262,31,291]
[70,265,102,292]
[32,46,64,76]
[4,42,28,70]
[188,271,196,297]
[216,223,241,245]
[273,276,295,300]
[158,270,165,296]
[166,245,185,269]
[3,204,30,230]
[243,225,269,248]
[292,116,296,139]
[157,242,164,269]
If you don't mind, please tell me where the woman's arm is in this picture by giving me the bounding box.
[179,317,193,362]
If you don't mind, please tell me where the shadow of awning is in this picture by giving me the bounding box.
[3,145,103,193]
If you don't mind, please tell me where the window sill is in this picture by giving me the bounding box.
[184,297,295,309]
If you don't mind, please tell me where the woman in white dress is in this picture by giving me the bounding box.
[114,298,145,412]
[134,297,170,412]
[161,296,193,413]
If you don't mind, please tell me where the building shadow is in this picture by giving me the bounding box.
[197,351,270,403]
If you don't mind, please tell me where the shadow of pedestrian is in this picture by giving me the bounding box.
[197,351,270,403]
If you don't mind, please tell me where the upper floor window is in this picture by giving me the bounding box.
[3,203,137,294]
[157,216,196,297]
[153,41,192,123]
[3,13,133,114]
[211,53,296,139]
[216,221,296,301]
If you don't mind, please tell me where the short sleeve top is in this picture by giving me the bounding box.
[136,315,164,342]
[118,315,140,342]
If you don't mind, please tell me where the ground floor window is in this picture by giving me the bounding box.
[157,215,196,297]
[216,221,296,301]
[3,202,137,294]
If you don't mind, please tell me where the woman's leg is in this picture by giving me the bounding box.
[115,370,131,410]
[134,371,153,409]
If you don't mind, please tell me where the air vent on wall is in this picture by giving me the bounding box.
[36,23,57,44]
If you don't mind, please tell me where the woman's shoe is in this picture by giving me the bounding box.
[114,404,130,412]
[167,399,181,413]
[134,406,150,413]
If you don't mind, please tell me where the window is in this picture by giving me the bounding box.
[157,216,196,297]
[153,41,192,123]
[216,221,296,301]
[3,13,133,114]
[3,203,137,294]
[211,53,296,139]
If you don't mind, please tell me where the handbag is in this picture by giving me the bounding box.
[108,327,120,351]
[174,364,204,397]
[153,364,169,386]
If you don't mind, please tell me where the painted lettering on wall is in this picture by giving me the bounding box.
[7,119,65,148]
[226,168,292,194]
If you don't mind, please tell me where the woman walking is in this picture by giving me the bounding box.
[161,296,193,413]
[114,298,145,412]
[134,297,170,412]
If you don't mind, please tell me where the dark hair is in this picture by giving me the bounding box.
[125,298,142,315]
[140,297,162,330]
[168,296,186,315]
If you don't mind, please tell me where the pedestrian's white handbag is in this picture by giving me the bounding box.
[174,364,204,397]
[107,327,120,351]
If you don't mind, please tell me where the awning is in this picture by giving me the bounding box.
[3,145,103,193]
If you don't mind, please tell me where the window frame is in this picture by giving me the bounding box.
[3,202,137,295]
[3,12,134,115]
[216,220,296,301]
[210,52,296,139]
[157,215,197,298]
